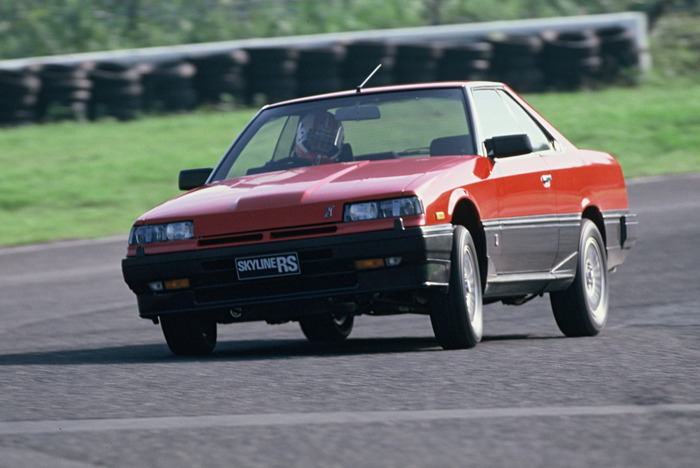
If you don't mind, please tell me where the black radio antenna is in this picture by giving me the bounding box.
[356,64,382,93]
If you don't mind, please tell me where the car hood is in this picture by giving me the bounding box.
[136,156,487,237]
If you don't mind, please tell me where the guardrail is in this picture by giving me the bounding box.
[0,12,648,126]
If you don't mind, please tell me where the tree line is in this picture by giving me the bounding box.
[0,0,693,60]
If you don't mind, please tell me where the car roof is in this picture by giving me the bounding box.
[264,81,507,109]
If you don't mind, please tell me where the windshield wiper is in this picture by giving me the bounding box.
[397,147,430,157]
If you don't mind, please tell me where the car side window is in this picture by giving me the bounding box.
[472,89,552,153]
[497,90,552,152]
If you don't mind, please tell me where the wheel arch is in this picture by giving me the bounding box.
[582,205,606,247]
[450,198,487,289]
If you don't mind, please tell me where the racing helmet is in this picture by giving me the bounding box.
[295,110,344,165]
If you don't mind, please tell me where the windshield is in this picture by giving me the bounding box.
[211,88,474,181]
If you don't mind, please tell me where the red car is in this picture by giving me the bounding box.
[122,81,637,355]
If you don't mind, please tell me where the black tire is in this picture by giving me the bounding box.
[438,58,490,81]
[0,92,38,107]
[430,225,483,349]
[92,83,143,101]
[298,45,346,69]
[550,219,609,337]
[0,69,41,94]
[596,26,638,64]
[342,41,397,89]
[299,313,354,342]
[441,42,493,62]
[148,61,197,82]
[542,30,600,60]
[160,314,217,355]
[490,35,543,71]
[249,76,297,103]
[298,76,343,96]
[0,108,35,125]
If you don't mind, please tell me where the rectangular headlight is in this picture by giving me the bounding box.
[343,197,423,222]
[129,221,194,245]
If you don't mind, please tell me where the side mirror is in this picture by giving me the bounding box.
[485,134,533,159]
[179,168,213,191]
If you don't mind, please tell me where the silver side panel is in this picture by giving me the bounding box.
[554,213,582,276]
[481,210,637,299]
[483,214,575,298]
[483,214,560,276]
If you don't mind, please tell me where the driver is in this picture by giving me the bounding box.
[295,110,344,165]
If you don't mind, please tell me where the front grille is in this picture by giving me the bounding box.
[197,224,337,248]
[193,272,357,304]
[190,247,356,305]
[270,226,337,239]
[198,233,263,247]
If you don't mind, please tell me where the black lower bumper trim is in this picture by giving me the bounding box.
[122,224,454,319]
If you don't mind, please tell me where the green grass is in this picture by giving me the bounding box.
[0,110,255,246]
[524,79,700,177]
[1,81,700,247]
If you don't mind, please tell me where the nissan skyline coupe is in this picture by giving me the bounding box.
[121,81,637,355]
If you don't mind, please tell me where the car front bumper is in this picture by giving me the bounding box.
[122,223,454,321]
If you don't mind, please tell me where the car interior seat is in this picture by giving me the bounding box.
[429,135,474,156]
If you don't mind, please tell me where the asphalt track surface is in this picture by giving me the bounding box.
[1,174,699,467]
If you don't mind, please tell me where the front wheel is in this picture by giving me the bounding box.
[550,219,609,336]
[430,225,483,349]
[299,313,354,342]
[160,314,217,355]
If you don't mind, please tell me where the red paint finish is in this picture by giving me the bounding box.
[125,82,631,257]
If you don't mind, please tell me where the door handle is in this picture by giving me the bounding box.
[541,174,552,188]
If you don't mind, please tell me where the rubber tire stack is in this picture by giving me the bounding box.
[489,35,545,92]
[296,45,346,97]
[0,68,41,126]
[596,26,639,84]
[188,49,249,106]
[437,42,492,82]
[542,30,602,90]
[141,60,198,112]
[35,63,92,121]
[245,47,299,104]
[88,61,143,121]
[341,41,396,90]
[0,27,641,123]
[393,42,443,84]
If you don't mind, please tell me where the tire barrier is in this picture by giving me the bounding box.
[394,42,443,85]
[141,60,198,112]
[542,30,602,90]
[437,42,492,82]
[0,25,642,126]
[489,34,546,92]
[187,49,249,105]
[596,25,639,84]
[296,45,345,97]
[245,47,299,104]
[0,68,40,125]
[88,61,143,121]
[34,63,92,121]
[342,41,396,89]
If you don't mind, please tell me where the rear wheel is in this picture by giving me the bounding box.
[160,314,217,355]
[430,225,483,349]
[299,313,354,342]
[550,219,609,336]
